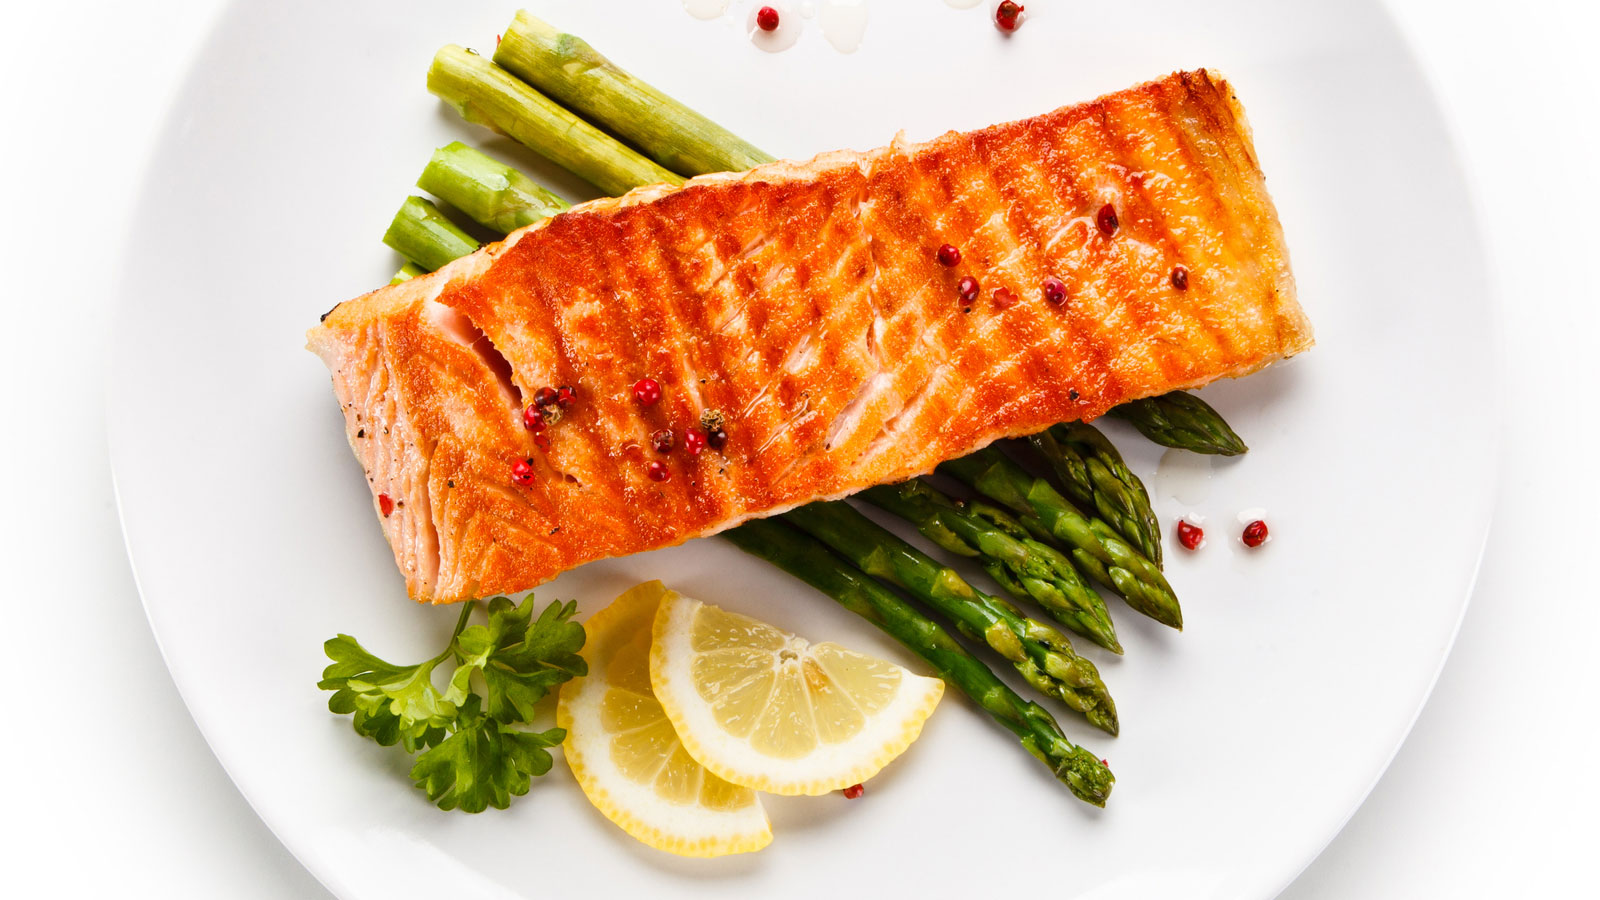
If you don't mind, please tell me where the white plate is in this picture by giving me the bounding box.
[108,1,1496,897]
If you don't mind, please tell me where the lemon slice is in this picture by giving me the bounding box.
[558,581,771,857]
[649,589,944,796]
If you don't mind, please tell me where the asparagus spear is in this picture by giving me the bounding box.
[722,519,1115,806]
[418,142,571,233]
[1109,391,1247,456]
[783,501,1118,735]
[861,480,1122,654]
[1029,422,1163,567]
[390,262,427,284]
[494,11,774,177]
[382,196,480,273]
[427,45,682,197]
[940,448,1183,630]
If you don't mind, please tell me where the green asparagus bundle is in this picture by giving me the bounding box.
[1029,422,1163,567]
[1109,391,1248,456]
[723,518,1114,806]
[427,45,682,197]
[782,501,1117,734]
[941,447,1182,630]
[860,480,1122,655]
[494,11,774,176]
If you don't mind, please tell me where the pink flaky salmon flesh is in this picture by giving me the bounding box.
[308,70,1311,604]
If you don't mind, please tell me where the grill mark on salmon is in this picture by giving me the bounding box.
[309,70,1312,604]
[1157,79,1266,339]
[1152,107,1253,367]
[1187,91,1287,356]
[853,144,963,464]
[953,137,1060,429]
[642,209,733,522]
[1116,110,1241,379]
[1087,105,1203,385]
[971,121,1091,414]
[540,233,616,503]
[1028,116,1128,406]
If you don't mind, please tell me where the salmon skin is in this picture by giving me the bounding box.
[309,69,1311,604]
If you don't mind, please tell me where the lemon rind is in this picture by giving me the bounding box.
[559,581,773,857]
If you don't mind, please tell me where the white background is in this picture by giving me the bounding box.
[2,1,1594,896]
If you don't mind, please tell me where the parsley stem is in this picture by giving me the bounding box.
[449,601,475,642]
[430,601,478,675]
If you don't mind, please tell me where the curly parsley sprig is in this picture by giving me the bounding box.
[319,596,586,812]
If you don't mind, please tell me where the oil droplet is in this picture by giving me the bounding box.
[682,0,731,20]
[818,0,870,53]
[1155,449,1214,505]
[748,2,803,52]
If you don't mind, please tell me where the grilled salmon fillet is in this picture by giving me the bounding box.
[309,69,1310,604]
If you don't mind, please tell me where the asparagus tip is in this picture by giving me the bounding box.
[1091,706,1119,737]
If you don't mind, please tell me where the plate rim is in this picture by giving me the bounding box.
[104,2,1505,896]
